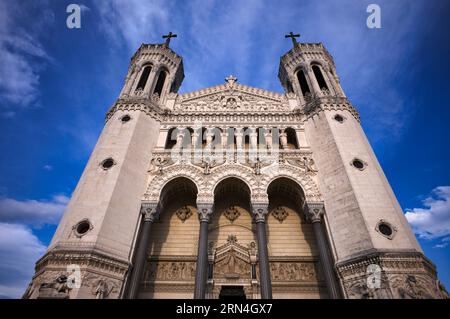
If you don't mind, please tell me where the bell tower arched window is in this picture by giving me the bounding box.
[136,65,152,90]
[312,65,328,90]
[153,70,167,97]
[296,69,311,96]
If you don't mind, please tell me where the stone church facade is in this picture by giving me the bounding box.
[24,37,446,299]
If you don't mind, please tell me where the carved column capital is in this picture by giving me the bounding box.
[305,202,325,223]
[252,203,269,223]
[197,203,214,223]
[141,203,158,222]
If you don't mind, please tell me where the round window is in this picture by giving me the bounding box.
[74,220,92,237]
[121,115,131,123]
[378,223,393,236]
[376,220,397,239]
[352,158,366,170]
[334,114,344,123]
[101,158,115,169]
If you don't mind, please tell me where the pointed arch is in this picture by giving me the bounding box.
[312,64,329,91]
[153,68,168,97]
[136,64,152,90]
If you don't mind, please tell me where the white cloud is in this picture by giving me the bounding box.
[95,0,171,49]
[433,237,450,249]
[0,223,47,298]
[0,0,53,108]
[43,165,53,171]
[405,186,450,243]
[0,195,69,226]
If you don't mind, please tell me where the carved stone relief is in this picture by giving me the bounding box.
[224,206,240,222]
[145,261,197,282]
[271,206,288,222]
[269,262,317,282]
[175,205,192,222]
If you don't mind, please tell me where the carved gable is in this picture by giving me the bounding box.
[174,83,290,113]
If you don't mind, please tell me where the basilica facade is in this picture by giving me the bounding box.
[24,36,446,299]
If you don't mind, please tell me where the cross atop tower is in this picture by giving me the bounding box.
[285,32,300,47]
[162,32,177,47]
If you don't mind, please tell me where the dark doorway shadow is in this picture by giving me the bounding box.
[219,286,246,300]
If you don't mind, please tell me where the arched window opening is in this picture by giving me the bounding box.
[285,128,299,149]
[243,127,250,150]
[185,127,194,148]
[153,70,167,97]
[136,65,152,91]
[201,127,207,148]
[296,69,311,97]
[165,127,178,149]
[257,127,265,147]
[312,65,328,90]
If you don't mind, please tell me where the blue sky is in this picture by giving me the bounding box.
[0,0,449,298]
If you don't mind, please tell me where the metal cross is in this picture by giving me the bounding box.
[285,32,300,47]
[162,32,177,47]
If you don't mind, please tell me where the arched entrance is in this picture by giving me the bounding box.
[139,177,199,298]
[266,177,328,298]
[207,177,259,299]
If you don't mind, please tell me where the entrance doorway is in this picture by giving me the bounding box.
[219,286,246,299]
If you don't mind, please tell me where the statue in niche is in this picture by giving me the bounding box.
[248,241,257,256]
[226,97,238,109]
[264,130,273,150]
[226,248,237,274]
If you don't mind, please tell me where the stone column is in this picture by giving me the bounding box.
[252,204,272,299]
[305,202,341,299]
[194,203,213,299]
[121,66,138,97]
[126,203,158,299]
[143,68,158,97]
[306,66,322,97]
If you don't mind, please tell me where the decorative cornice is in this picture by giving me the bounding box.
[105,99,166,123]
[34,248,130,279]
[304,96,360,122]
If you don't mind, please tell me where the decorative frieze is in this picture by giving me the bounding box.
[336,251,447,299]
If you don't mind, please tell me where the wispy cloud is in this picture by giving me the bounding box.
[0,0,54,108]
[0,195,69,226]
[405,186,450,246]
[95,0,171,49]
[0,223,46,298]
